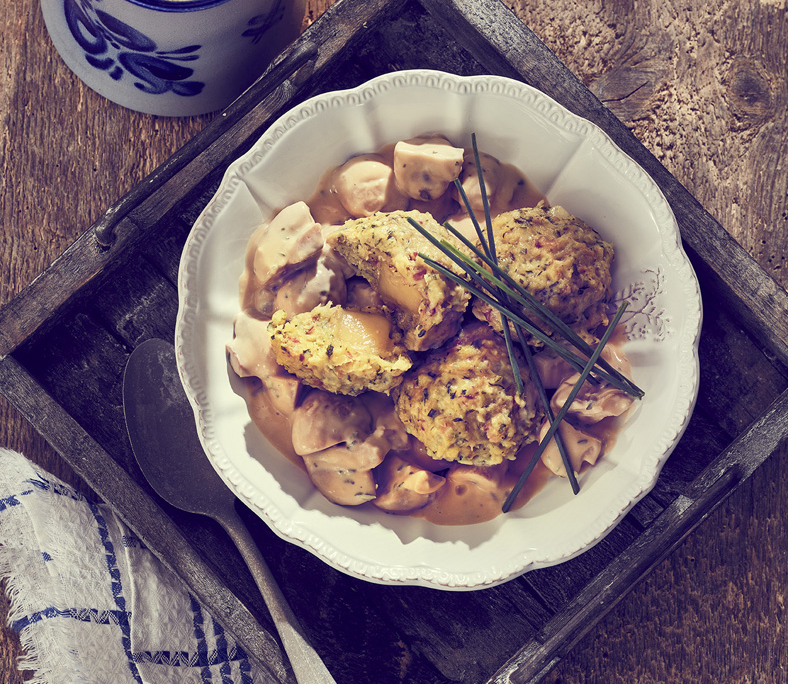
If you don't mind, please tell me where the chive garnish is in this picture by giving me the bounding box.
[440,226,641,396]
[471,133,497,261]
[405,134,644,512]
[454,177,491,259]
[502,302,629,512]
[502,314,525,396]
[469,134,574,490]
[410,225,642,397]
[416,252,626,387]
[443,185,643,397]
[514,322,580,495]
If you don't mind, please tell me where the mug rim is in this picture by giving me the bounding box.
[123,0,233,11]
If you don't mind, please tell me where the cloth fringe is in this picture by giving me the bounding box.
[0,448,279,684]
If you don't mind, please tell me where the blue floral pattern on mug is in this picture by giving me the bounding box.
[242,0,285,45]
[64,0,205,97]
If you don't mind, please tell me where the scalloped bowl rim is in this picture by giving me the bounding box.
[175,69,702,590]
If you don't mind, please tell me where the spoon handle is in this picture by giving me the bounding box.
[218,510,337,684]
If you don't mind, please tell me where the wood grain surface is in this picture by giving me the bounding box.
[1,1,787,683]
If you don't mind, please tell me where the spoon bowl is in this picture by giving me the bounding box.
[122,338,336,684]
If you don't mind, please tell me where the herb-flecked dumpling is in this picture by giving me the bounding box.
[472,204,614,344]
[327,210,471,351]
[392,322,542,466]
[268,304,411,396]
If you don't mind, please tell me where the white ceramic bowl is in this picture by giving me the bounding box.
[175,70,702,590]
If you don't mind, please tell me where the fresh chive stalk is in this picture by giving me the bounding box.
[468,133,574,489]
[501,301,629,512]
[407,134,642,512]
[502,315,525,396]
[442,231,642,398]
[417,253,630,389]
[514,324,580,495]
[408,212,642,396]
[471,133,497,261]
[454,178,491,258]
[439,201,644,398]
[467,134,525,399]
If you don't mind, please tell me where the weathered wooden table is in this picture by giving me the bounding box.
[2,0,787,682]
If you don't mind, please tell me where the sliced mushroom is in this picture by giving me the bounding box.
[550,342,635,423]
[333,153,409,217]
[455,150,510,215]
[538,419,602,478]
[425,463,511,525]
[301,425,389,506]
[599,339,632,378]
[302,451,378,506]
[365,392,410,452]
[242,202,324,316]
[393,136,464,201]
[305,435,388,471]
[291,390,372,456]
[264,375,304,418]
[444,463,509,498]
[374,454,445,513]
[273,245,349,318]
[226,311,279,380]
[551,376,635,424]
[531,348,573,389]
[253,202,324,286]
[226,311,305,418]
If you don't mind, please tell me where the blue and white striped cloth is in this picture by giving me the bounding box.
[0,449,278,684]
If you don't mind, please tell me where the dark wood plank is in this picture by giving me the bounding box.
[539,398,788,684]
[648,407,732,506]
[496,383,788,681]
[88,253,179,348]
[492,467,744,683]
[523,518,642,608]
[624,493,665,529]
[14,310,132,469]
[696,301,788,435]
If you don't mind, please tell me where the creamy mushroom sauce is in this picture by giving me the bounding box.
[227,135,635,525]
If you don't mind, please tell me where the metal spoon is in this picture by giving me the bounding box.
[122,338,336,684]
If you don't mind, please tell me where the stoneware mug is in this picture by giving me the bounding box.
[40,0,307,116]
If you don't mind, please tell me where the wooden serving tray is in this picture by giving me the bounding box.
[2,0,788,682]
